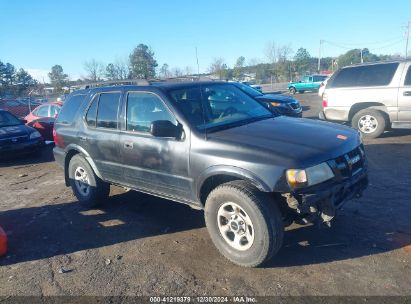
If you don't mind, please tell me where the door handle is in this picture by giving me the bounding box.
[124,141,133,149]
[79,136,88,141]
[403,91,411,96]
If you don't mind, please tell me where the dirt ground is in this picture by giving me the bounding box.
[0,92,410,296]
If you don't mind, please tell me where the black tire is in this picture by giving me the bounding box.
[289,87,296,95]
[204,180,284,267]
[68,154,110,208]
[351,108,386,139]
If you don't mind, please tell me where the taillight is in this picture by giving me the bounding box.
[52,127,57,144]
[322,93,328,108]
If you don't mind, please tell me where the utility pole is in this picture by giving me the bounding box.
[405,21,410,59]
[195,47,200,79]
[318,40,323,73]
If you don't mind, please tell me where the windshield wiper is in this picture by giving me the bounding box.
[205,114,274,133]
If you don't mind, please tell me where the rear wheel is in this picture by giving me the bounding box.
[352,109,386,139]
[68,155,110,208]
[204,181,284,267]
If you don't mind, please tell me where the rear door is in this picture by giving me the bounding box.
[119,90,191,200]
[398,63,411,122]
[80,91,123,182]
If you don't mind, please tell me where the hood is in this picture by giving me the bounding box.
[255,94,297,104]
[208,117,361,167]
[0,124,33,140]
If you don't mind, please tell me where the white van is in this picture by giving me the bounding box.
[320,60,411,138]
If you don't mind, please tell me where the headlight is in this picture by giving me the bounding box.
[29,131,42,139]
[286,162,334,189]
[270,102,285,107]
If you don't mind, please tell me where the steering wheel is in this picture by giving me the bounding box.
[219,107,238,119]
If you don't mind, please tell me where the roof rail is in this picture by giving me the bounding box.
[80,79,150,89]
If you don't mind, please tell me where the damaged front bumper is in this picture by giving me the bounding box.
[283,167,368,226]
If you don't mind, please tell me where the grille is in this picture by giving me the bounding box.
[328,145,365,181]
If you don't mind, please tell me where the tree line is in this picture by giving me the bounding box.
[1,42,404,97]
[0,61,37,97]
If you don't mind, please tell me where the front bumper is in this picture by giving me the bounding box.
[284,146,368,226]
[274,107,303,118]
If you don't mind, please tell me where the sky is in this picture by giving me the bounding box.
[1,0,411,82]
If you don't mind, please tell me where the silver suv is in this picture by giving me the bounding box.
[320,60,411,138]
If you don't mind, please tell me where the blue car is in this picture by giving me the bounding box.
[233,82,302,117]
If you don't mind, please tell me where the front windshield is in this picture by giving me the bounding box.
[0,111,22,127]
[168,83,272,132]
[235,82,263,97]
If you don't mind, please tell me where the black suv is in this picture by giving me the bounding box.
[53,81,368,267]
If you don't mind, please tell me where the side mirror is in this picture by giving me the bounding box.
[150,120,180,138]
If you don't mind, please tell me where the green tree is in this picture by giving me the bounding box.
[105,63,118,80]
[294,48,311,75]
[160,63,170,79]
[337,48,380,68]
[48,65,68,93]
[14,68,36,95]
[0,61,16,95]
[233,56,245,80]
[129,44,158,79]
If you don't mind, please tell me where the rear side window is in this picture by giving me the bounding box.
[57,94,86,124]
[96,92,121,129]
[330,63,399,88]
[86,96,98,127]
[34,105,49,117]
[404,66,411,86]
[313,76,327,82]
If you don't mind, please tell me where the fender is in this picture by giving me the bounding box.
[64,144,104,181]
[196,165,272,201]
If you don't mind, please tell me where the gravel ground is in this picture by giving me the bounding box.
[0,92,410,296]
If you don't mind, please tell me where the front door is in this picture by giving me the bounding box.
[398,63,411,122]
[119,91,192,201]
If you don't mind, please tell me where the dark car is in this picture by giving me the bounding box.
[233,82,302,117]
[0,110,44,157]
[53,81,368,267]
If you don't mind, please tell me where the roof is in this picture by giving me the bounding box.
[71,80,230,94]
[341,58,411,69]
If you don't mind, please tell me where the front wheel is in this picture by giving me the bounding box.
[352,109,386,139]
[68,154,110,208]
[289,87,296,95]
[204,181,284,267]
